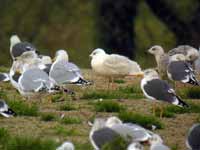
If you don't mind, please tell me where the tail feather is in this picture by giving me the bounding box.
[0,73,10,82]
[71,78,93,86]
[1,108,16,117]
[187,78,200,86]
[176,96,189,108]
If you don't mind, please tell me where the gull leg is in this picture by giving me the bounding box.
[152,102,156,116]
[107,77,110,91]
[159,104,164,119]
[111,77,114,90]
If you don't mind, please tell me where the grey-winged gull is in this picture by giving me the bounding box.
[167,54,200,86]
[186,124,200,150]
[0,99,16,117]
[168,45,199,63]
[149,134,170,150]
[140,69,189,117]
[0,73,10,82]
[56,141,75,150]
[90,48,142,89]
[50,50,91,86]
[148,45,170,78]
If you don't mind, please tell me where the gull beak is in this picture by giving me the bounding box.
[52,57,56,62]
[131,72,144,77]
[89,54,93,57]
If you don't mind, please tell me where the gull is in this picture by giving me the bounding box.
[168,45,199,64]
[0,99,16,117]
[186,124,200,150]
[148,45,170,78]
[49,50,91,86]
[56,141,75,150]
[140,69,189,117]
[90,48,142,88]
[149,134,170,150]
[167,54,200,86]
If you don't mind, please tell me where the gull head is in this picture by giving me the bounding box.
[54,50,69,62]
[90,118,106,133]
[105,116,122,128]
[170,54,186,62]
[40,55,52,64]
[10,34,21,48]
[148,45,164,56]
[127,142,144,150]
[149,134,163,145]
[56,141,75,150]
[186,49,199,62]
[143,69,159,79]
[90,48,106,58]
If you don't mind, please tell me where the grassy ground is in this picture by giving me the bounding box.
[0,69,200,150]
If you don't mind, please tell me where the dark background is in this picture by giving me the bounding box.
[0,0,199,68]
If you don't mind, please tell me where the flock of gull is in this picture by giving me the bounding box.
[0,35,200,150]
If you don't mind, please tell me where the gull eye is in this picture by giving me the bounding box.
[26,46,32,51]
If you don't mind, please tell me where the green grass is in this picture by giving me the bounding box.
[59,103,76,111]
[0,128,9,144]
[94,100,124,112]
[5,136,58,150]
[114,79,126,84]
[75,142,93,150]
[40,113,57,122]
[54,125,80,136]
[0,128,58,150]
[178,87,200,99]
[8,100,38,116]
[82,86,144,100]
[154,102,200,118]
[102,136,128,150]
[118,111,164,129]
[61,117,82,125]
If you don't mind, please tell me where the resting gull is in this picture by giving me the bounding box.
[140,69,189,117]
[186,124,200,150]
[0,99,16,117]
[148,45,170,78]
[90,48,142,88]
[168,45,199,63]
[56,141,75,150]
[167,54,200,86]
[50,50,91,86]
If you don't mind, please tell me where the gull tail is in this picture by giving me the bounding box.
[0,73,10,82]
[71,78,93,86]
[1,108,16,118]
[176,96,189,108]
[187,77,200,86]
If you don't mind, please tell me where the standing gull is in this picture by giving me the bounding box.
[140,69,189,117]
[0,99,16,117]
[50,50,91,86]
[90,48,142,88]
[186,124,200,150]
[167,54,200,86]
[168,45,199,64]
[148,45,169,78]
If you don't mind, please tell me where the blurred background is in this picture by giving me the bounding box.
[0,0,199,68]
